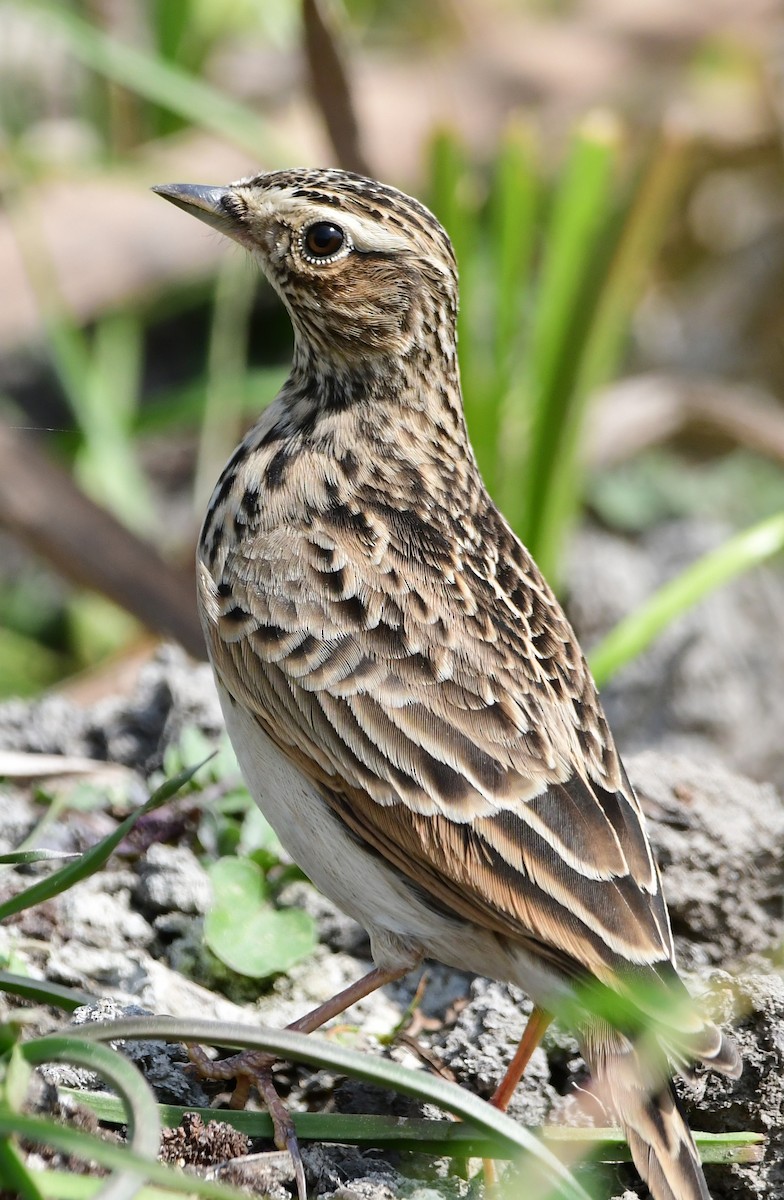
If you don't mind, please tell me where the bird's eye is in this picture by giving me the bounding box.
[303,222,345,259]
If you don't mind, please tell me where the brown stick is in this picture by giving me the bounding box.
[303,0,372,177]
[0,419,205,658]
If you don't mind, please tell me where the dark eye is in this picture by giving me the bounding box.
[303,222,345,259]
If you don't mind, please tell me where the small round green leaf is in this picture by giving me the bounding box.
[204,857,315,977]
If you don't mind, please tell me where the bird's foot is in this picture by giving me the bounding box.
[188,1045,308,1200]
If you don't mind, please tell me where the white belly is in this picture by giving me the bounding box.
[215,680,570,1006]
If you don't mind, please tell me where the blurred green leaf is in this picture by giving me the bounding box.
[0,850,78,865]
[25,0,285,161]
[0,627,66,697]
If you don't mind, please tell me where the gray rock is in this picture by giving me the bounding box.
[134,843,212,915]
[0,644,223,774]
[0,784,39,853]
[41,997,208,1107]
[627,750,784,971]
[58,871,155,950]
[432,978,557,1126]
[567,519,784,791]
[685,973,784,1200]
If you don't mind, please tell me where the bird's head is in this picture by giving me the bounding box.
[153,168,459,372]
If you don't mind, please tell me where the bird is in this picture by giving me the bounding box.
[153,168,741,1200]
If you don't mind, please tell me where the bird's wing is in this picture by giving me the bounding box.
[200,501,674,984]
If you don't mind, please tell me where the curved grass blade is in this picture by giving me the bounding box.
[0,851,79,865]
[0,972,91,1012]
[0,1139,47,1200]
[0,1113,247,1200]
[520,111,621,570]
[19,1037,161,1200]
[589,511,784,686]
[62,1017,591,1199]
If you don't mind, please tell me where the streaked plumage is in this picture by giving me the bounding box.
[154,168,741,1200]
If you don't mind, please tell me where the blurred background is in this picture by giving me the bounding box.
[2,0,784,784]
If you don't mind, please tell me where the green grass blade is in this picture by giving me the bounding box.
[21,1038,160,1156]
[23,1,284,163]
[76,315,154,535]
[16,1173,183,1200]
[533,126,689,575]
[66,1016,591,1198]
[60,1091,764,1165]
[520,112,621,572]
[0,850,78,865]
[194,253,257,512]
[18,1037,161,1200]
[426,129,488,472]
[589,512,784,686]
[7,208,154,533]
[0,1139,48,1200]
[488,118,539,513]
[0,972,92,1012]
[0,758,210,923]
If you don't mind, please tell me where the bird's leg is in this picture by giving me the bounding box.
[490,1004,552,1111]
[189,964,410,1200]
[483,1005,553,1188]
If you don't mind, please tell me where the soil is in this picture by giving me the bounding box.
[1,522,783,1199]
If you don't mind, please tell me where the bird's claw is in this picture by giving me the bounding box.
[188,1046,307,1198]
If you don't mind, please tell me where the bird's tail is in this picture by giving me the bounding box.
[582,1019,741,1200]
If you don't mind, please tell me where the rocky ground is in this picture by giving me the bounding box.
[0,519,783,1199]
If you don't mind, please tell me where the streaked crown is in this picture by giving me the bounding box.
[154,168,459,365]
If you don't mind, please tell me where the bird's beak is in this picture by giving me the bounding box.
[151,183,237,236]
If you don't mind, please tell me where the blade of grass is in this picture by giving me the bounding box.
[0,1139,48,1200]
[60,1091,764,1165]
[19,1174,187,1200]
[0,972,92,1012]
[0,758,210,923]
[64,1016,591,1198]
[589,511,784,686]
[0,850,79,865]
[427,130,487,469]
[490,118,538,369]
[75,314,154,535]
[8,204,155,534]
[488,118,539,519]
[0,1112,249,1200]
[303,0,370,175]
[520,111,621,572]
[21,1038,160,1156]
[23,1,284,163]
[533,125,690,575]
[17,1037,161,1200]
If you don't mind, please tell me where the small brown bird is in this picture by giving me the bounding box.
[153,169,740,1200]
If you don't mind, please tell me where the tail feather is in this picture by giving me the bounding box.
[583,1018,740,1200]
[622,1084,709,1200]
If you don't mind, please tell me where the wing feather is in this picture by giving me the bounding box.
[200,507,673,984]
